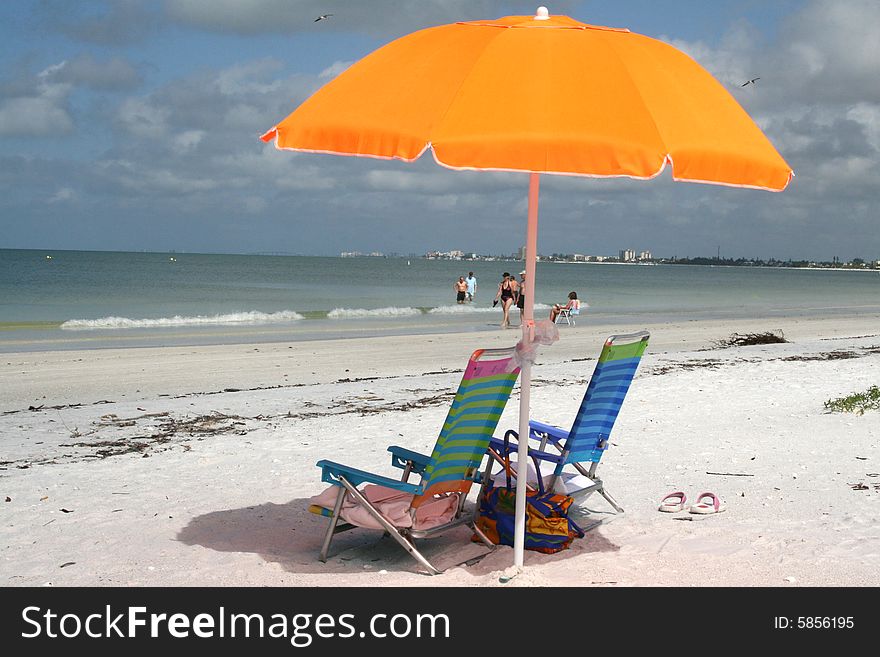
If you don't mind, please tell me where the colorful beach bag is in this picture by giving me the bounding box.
[473,440,584,554]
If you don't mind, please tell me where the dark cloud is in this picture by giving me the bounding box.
[38,0,160,45]
[0,62,73,137]
[164,0,580,37]
[0,54,141,137]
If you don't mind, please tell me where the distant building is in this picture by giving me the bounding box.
[425,250,464,260]
[639,250,652,261]
[619,249,636,262]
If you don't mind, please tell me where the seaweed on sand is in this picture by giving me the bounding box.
[713,330,788,348]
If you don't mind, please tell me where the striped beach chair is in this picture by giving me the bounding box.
[488,331,649,516]
[311,345,520,575]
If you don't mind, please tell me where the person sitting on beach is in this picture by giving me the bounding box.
[454,276,468,304]
[550,291,580,323]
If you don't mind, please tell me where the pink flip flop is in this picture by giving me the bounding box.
[689,492,726,514]
[658,491,687,513]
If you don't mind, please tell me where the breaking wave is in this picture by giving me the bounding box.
[428,305,497,314]
[60,310,305,330]
[327,306,422,319]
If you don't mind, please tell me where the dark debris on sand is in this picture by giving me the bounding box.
[712,330,789,348]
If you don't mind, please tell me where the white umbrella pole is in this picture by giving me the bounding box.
[513,172,540,569]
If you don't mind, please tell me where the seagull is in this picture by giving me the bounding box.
[314,14,333,22]
[741,77,760,87]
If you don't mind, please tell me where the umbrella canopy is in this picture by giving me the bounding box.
[262,9,792,190]
[260,6,792,573]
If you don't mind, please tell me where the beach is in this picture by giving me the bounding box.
[2,312,879,588]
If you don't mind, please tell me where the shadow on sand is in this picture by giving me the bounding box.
[177,497,621,577]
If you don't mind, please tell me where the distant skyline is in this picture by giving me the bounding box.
[1,1,878,262]
[5,245,871,265]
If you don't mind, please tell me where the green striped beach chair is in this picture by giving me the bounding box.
[310,345,520,575]
[488,331,649,516]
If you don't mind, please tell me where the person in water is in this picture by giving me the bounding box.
[493,272,516,328]
[454,276,468,304]
[465,271,477,302]
[516,270,526,324]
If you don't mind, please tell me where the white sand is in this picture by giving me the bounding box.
[2,314,879,587]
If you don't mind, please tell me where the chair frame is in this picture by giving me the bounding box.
[554,306,579,326]
[486,330,649,517]
[312,346,519,575]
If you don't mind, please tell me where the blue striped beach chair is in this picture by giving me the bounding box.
[488,331,649,516]
[311,345,520,574]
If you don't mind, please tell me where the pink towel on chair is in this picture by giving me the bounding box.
[309,485,459,531]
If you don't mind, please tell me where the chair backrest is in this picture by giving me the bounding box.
[559,331,649,467]
[414,346,520,506]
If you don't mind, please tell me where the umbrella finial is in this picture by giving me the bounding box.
[535,6,550,20]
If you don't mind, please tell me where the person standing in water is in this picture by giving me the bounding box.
[454,276,468,304]
[465,271,477,302]
[493,272,516,328]
[516,270,527,325]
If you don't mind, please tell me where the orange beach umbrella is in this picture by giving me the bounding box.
[261,6,792,571]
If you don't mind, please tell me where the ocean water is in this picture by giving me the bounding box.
[1,249,878,352]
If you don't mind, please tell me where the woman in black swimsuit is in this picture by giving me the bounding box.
[493,272,515,328]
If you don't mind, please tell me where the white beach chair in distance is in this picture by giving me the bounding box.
[555,303,580,326]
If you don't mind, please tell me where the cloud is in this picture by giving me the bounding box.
[40,0,160,45]
[48,187,77,203]
[0,54,141,138]
[778,0,880,104]
[113,58,318,143]
[0,95,74,137]
[172,130,206,154]
[164,0,580,36]
[318,61,354,80]
[50,54,141,91]
[117,97,171,139]
[0,63,73,137]
[4,0,877,260]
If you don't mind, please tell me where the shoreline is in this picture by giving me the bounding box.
[2,312,878,410]
[2,311,879,587]
[3,304,880,357]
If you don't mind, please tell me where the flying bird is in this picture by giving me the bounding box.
[314,14,333,22]
[741,77,760,87]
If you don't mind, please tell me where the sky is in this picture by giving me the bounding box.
[0,0,877,261]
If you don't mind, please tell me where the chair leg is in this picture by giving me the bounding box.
[470,521,495,549]
[319,486,348,562]
[598,486,624,513]
[338,476,441,575]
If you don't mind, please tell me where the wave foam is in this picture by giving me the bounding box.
[428,305,497,314]
[60,310,304,330]
[327,306,422,319]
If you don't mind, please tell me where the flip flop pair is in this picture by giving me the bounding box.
[658,491,726,514]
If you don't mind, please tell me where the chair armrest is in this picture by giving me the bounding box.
[528,420,567,450]
[487,436,565,465]
[387,445,431,475]
[316,459,421,494]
